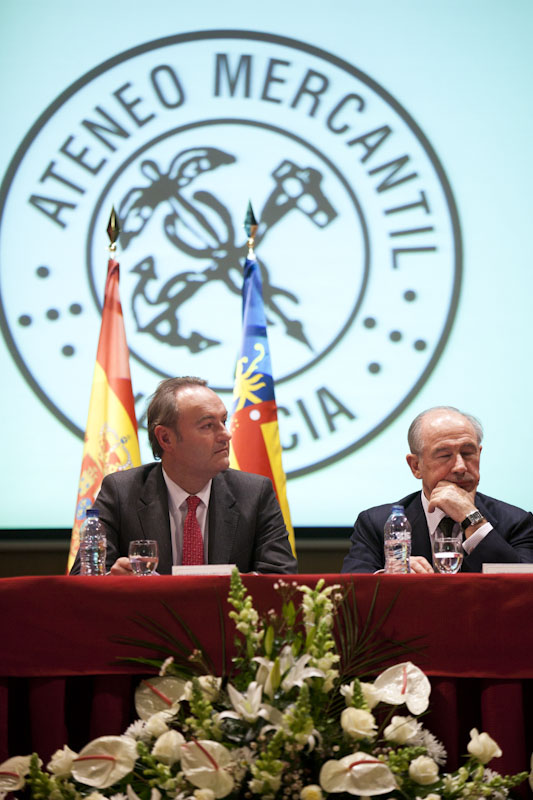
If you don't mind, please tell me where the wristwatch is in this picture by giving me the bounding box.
[460,510,485,531]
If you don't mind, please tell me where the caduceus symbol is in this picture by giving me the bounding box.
[118,147,338,353]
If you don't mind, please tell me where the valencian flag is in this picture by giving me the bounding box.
[229,207,296,556]
[67,210,141,571]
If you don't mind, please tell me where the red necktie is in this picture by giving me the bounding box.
[182,495,204,565]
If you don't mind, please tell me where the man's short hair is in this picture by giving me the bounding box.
[407,406,484,454]
[147,377,207,458]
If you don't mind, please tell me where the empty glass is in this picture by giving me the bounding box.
[128,539,159,575]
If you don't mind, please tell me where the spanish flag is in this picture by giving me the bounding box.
[67,256,141,570]
[229,250,296,557]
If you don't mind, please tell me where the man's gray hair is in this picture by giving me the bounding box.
[147,376,207,458]
[407,406,484,454]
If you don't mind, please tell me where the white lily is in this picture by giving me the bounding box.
[0,755,33,793]
[373,662,431,715]
[319,752,396,795]
[253,656,278,698]
[180,740,234,799]
[281,652,326,691]
[71,736,138,788]
[126,786,162,800]
[222,681,270,723]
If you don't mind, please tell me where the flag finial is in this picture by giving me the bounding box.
[107,207,120,252]
[244,201,258,256]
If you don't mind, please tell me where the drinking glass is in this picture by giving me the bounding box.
[433,534,463,574]
[128,539,159,575]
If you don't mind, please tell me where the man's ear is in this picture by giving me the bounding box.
[154,425,174,453]
[406,453,422,479]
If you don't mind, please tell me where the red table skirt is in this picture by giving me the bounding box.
[1,574,532,793]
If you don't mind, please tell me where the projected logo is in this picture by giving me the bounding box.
[0,31,461,477]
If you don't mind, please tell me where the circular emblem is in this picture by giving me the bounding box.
[0,31,461,477]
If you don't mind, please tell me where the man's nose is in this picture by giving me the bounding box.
[451,454,466,472]
[219,424,232,441]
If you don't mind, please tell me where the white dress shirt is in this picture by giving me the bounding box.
[162,469,212,565]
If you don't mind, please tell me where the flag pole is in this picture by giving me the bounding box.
[229,202,296,557]
[67,209,141,571]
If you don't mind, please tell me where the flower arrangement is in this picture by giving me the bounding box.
[1,571,531,800]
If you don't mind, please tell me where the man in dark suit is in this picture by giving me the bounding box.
[71,377,297,575]
[342,406,533,573]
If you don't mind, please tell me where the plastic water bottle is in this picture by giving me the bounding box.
[384,504,411,573]
[79,508,107,576]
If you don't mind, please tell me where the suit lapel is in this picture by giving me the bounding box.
[137,465,173,574]
[208,473,239,564]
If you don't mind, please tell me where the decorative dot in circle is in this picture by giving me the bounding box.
[46,308,59,320]
[69,303,82,315]
[62,345,75,356]
[364,317,376,328]
[390,330,402,342]
[249,409,261,421]
[404,290,416,302]
[368,362,381,374]
[18,314,32,326]
[36,266,50,278]
[414,339,427,351]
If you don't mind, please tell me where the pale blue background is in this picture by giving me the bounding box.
[1,0,532,530]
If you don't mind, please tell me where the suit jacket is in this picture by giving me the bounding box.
[71,464,297,575]
[341,490,533,573]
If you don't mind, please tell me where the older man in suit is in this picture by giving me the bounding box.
[342,406,533,573]
[71,376,297,575]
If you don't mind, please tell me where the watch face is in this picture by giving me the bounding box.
[462,511,483,530]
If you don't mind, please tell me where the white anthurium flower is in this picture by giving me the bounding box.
[152,729,186,765]
[126,785,162,800]
[340,707,377,740]
[180,740,235,799]
[384,715,419,745]
[47,745,78,776]
[135,676,187,721]
[467,729,502,764]
[408,755,439,785]
[373,662,431,715]
[0,755,33,792]
[222,682,270,723]
[319,752,396,796]
[71,736,138,788]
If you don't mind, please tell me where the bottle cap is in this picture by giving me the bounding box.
[391,504,405,513]
[86,508,100,518]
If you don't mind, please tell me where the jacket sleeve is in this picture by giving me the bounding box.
[341,509,385,573]
[251,478,298,574]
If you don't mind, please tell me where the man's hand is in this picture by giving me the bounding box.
[410,555,434,574]
[427,480,477,522]
[109,557,134,575]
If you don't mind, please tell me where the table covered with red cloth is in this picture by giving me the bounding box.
[1,573,532,792]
